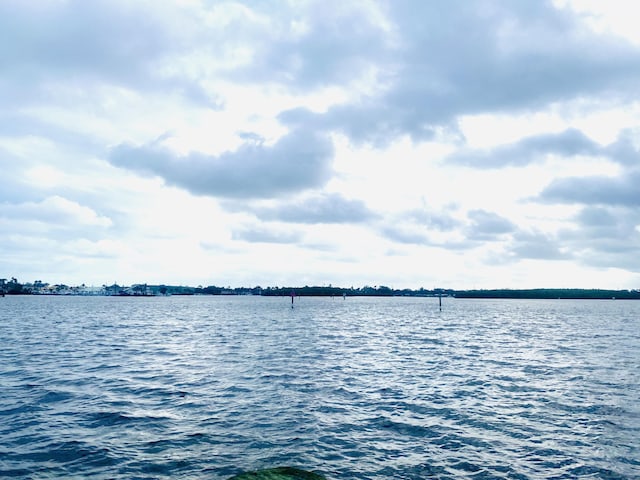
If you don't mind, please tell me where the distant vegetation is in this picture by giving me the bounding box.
[453,288,640,299]
[2,277,639,299]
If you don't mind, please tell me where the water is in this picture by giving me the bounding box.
[0,295,638,479]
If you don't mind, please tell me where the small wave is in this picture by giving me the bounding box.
[37,390,74,405]
[7,440,118,472]
[88,410,136,426]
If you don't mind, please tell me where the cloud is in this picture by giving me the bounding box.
[489,204,640,270]
[557,206,640,270]
[0,0,220,108]
[508,231,570,261]
[379,226,430,245]
[240,193,378,224]
[379,208,515,247]
[445,127,640,168]
[231,225,302,244]
[65,238,126,259]
[6,1,640,145]
[394,207,461,231]
[0,148,33,203]
[446,128,601,167]
[602,129,640,165]
[488,206,639,269]
[466,209,516,240]
[278,2,640,145]
[575,206,620,230]
[376,205,463,246]
[571,207,640,250]
[407,208,461,232]
[538,169,640,206]
[0,196,113,261]
[1,196,112,228]
[231,1,391,91]
[108,128,334,199]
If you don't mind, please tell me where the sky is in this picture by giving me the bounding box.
[1,0,640,290]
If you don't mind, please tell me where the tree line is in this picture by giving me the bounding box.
[453,288,640,299]
[2,276,639,299]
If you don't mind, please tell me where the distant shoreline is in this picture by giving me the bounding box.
[2,281,639,300]
[452,289,639,300]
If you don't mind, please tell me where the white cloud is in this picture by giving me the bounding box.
[2,196,112,228]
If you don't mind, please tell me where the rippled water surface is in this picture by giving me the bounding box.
[1,295,638,479]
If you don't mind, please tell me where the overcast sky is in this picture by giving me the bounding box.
[2,0,640,289]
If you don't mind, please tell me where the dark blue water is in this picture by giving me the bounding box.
[0,295,638,479]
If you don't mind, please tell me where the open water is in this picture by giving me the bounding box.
[0,295,638,479]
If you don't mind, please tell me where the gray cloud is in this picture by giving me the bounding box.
[489,206,639,268]
[377,205,462,245]
[381,208,515,247]
[557,206,640,270]
[575,206,621,230]
[245,193,378,224]
[5,1,640,144]
[278,2,640,145]
[378,207,520,249]
[603,129,640,165]
[0,112,105,153]
[578,248,640,271]
[379,223,475,250]
[231,226,302,244]
[400,207,461,231]
[508,231,570,261]
[466,209,516,240]
[231,1,390,91]
[446,128,640,168]
[573,209,640,251]
[108,128,334,199]
[446,129,600,168]
[538,169,640,207]
[380,226,430,245]
[0,1,224,109]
